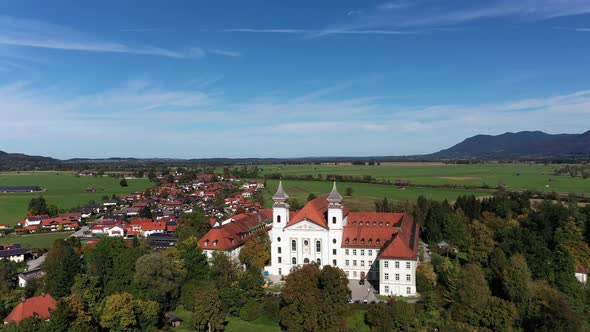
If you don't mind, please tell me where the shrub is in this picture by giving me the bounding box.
[239,300,262,321]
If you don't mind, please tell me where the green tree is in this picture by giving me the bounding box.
[239,230,271,269]
[43,239,83,298]
[119,178,128,187]
[175,237,209,280]
[345,187,353,196]
[28,196,48,215]
[307,193,318,202]
[175,210,211,241]
[450,264,491,326]
[501,254,532,316]
[133,252,183,307]
[192,286,225,332]
[468,220,495,265]
[99,292,159,332]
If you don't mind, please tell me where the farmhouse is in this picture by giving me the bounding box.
[3,294,56,324]
[265,182,420,297]
[0,244,30,263]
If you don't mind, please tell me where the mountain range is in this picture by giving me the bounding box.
[1,130,589,169]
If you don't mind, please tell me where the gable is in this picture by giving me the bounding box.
[285,219,328,231]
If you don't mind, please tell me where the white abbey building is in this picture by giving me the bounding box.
[265,181,420,297]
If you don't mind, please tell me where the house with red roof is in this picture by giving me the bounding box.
[265,181,420,297]
[3,294,56,324]
[576,263,587,284]
[198,210,273,259]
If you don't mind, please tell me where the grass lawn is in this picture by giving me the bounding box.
[260,179,492,211]
[168,306,194,332]
[348,309,370,332]
[225,317,281,332]
[258,164,590,194]
[0,231,73,249]
[0,172,152,226]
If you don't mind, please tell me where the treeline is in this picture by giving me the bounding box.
[554,164,590,178]
[364,191,590,331]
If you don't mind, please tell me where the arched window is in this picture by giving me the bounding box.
[316,241,321,253]
[277,237,281,242]
[332,239,337,244]
[277,215,281,223]
[292,257,297,265]
[332,216,337,224]
[317,258,321,265]
[291,240,296,251]
[304,240,309,247]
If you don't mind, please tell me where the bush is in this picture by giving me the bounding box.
[240,300,262,321]
[262,297,280,321]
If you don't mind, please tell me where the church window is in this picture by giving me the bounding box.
[278,257,282,263]
[277,237,281,242]
[333,259,337,266]
[317,258,321,265]
[291,240,296,251]
[277,215,281,223]
[278,247,281,254]
[279,268,282,275]
[332,216,337,224]
[316,241,321,253]
[332,249,336,255]
[332,239,336,244]
[292,257,296,265]
[304,240,309,247]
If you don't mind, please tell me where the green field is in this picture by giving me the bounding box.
[0,231,73,249]
[261,179,492,211]
[0,172,152,226]
[259,163,590,194]
[225,317,281,332]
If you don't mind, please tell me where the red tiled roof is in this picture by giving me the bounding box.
[286,195,330,229]
[342,212,405,248]
[576,263,587,274]
[198,211,269,251]
[4,294,56,323]
[377,214,419,260]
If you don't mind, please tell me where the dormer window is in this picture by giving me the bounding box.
[373,222,377,226]
[359,222,363,227]
[204,240,209,246]
[353,221,357,226]
[379,222,383,227]
[353,238,357,244]
[376,239,380,244]
[345,238,350,244]
[213,240,218,247]
[368,238,373,244]
[386,222,390,227]
[361,239,365,244]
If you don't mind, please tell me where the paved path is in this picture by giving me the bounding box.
[348,280,379,303]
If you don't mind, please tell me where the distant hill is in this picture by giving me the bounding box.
[429,130,590,159]
[0,150,62,170]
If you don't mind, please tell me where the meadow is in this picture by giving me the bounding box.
[260,179,492,211]
[0,231,73,249]
[258,163,590,194]
[0,172,152,226]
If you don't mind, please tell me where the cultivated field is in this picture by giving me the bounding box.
[259,163,590,194]
[0,172,152,226]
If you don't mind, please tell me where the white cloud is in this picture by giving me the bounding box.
[0,16,214,59]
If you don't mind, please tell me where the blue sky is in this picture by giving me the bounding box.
[0,0,589,159]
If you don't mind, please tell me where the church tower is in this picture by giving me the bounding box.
[272,180,290,230]
[327,181,344,230]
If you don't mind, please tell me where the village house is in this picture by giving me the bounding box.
[3,294,56,324]
[575,263,587,284]
[18,269,45,288]
[0,244,30,263]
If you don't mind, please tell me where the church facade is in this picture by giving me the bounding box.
[265,181,420,297]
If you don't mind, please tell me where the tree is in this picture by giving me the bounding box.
[119,178,128,187]
[175,237,209,281]
[175,210,211,241]
[468,220,494,265]
[280,264,351,332]
[501,254,532,315]
[43,239,83,298]
[99,292,160,332]
[288,198,303,210]
[28,196,48,215]
[239,230,271,269]
[307,193,318,202]
[192,286,225,332]
[133,252,183,307]
[450,264,491,326]
[210,251,240,287]
[345,187,353,196]
[524,281,582,331]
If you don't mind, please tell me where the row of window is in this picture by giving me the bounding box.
[346,270,375,278]
[384,273,411,282]
[289,239,323,252]
[345,249,373,256]
[384,286,412,295]
[345,260,372,267]
[383,261,411,269]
